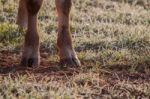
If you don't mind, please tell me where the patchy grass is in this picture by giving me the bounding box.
[0,0,150,98]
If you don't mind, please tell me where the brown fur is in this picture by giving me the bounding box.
[17,0,81,67]
[17,0,27,28]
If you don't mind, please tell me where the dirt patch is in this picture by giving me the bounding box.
[0,51,150,81]
[0,51,79,76]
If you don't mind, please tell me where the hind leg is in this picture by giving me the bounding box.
[20,0,43,67]
[55,0,81,67]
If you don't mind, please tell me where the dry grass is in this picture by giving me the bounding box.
[0,0,150,98]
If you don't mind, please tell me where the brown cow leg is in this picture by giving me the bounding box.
[17,0,28,28]
[20,0,43,67]
[55,0,81,67]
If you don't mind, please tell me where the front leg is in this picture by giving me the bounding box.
[21,29,40,67]
[20,0,43,67]
[56,0,81,67]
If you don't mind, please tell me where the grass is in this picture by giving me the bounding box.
[0,0,150,98]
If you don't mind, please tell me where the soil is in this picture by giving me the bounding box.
[0,51,150,82]
[0,51,79,77]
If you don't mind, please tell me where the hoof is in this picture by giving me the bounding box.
[20,57,40,68]
[59,58,81,68]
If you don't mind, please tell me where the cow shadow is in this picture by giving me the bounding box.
[0,62,79,76]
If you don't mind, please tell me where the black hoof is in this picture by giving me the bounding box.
[20,57,40,68]
[59,58,81,68]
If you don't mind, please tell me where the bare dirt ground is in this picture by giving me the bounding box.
[0,51,80,76]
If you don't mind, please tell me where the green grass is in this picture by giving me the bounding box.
[0,0,150,98]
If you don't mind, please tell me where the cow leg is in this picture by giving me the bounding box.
[20,0,43,67]
[55,0,81,67]
[17,0,28,28]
